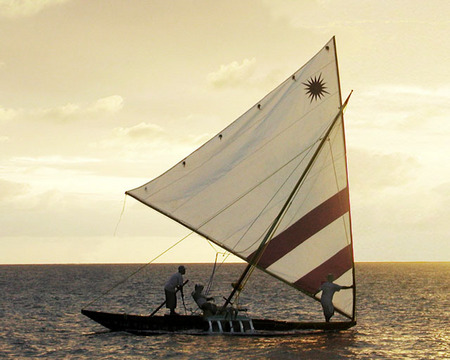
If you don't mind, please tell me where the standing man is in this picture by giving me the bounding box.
[319,273,353,322]
[164,265,186,315]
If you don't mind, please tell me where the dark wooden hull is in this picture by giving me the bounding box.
[82,309,207,333]
[81,309,356,335]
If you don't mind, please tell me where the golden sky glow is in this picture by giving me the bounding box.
[1,0,449,263]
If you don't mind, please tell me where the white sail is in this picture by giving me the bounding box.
[127,37,355,319]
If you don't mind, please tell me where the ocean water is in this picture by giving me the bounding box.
[0,263,448,359]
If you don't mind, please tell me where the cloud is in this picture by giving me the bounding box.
[0,0,70,18]
[348,148,420,194]
[93,120,212,153]
[207,58,257,88]
[0,107,18,122]
[92,122,167,153]
[35,103,81,120]
[92,95,124,113]
[349,147,445,216]
[9,155,101,167]
[113,122,165,140]
[0,95,124,124]
[38,95,124,121]
[360,85,450,128]
[0,178,30,201]
[350,158,450,261]
[0,188,111,237]
[345,83,450,165]
[263,0,449,31]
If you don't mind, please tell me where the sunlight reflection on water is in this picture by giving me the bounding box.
[0,262,449,359]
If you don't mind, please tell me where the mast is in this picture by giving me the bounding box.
[331,36,356,321]
[222,91,353,310]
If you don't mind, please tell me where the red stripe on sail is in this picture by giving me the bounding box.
[293,245,353,294]
[248,187,349,268]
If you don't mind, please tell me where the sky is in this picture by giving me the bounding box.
[0,0,449,264]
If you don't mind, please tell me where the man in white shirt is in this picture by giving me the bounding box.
[164,265,186,315]
[319,274,353,322]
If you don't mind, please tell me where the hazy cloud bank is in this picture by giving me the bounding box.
[0,0,70,18]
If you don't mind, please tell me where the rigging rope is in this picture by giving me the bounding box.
[205,253,219,296]
[204,240,231,295]
[82,230,194,309]
[113,195,127,236]
[327,132,351,245]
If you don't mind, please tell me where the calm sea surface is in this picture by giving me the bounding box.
[1,263,448,359]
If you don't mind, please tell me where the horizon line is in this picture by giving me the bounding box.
[0,260,448,266]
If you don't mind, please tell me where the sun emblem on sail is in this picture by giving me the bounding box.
[303,74,329,102]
